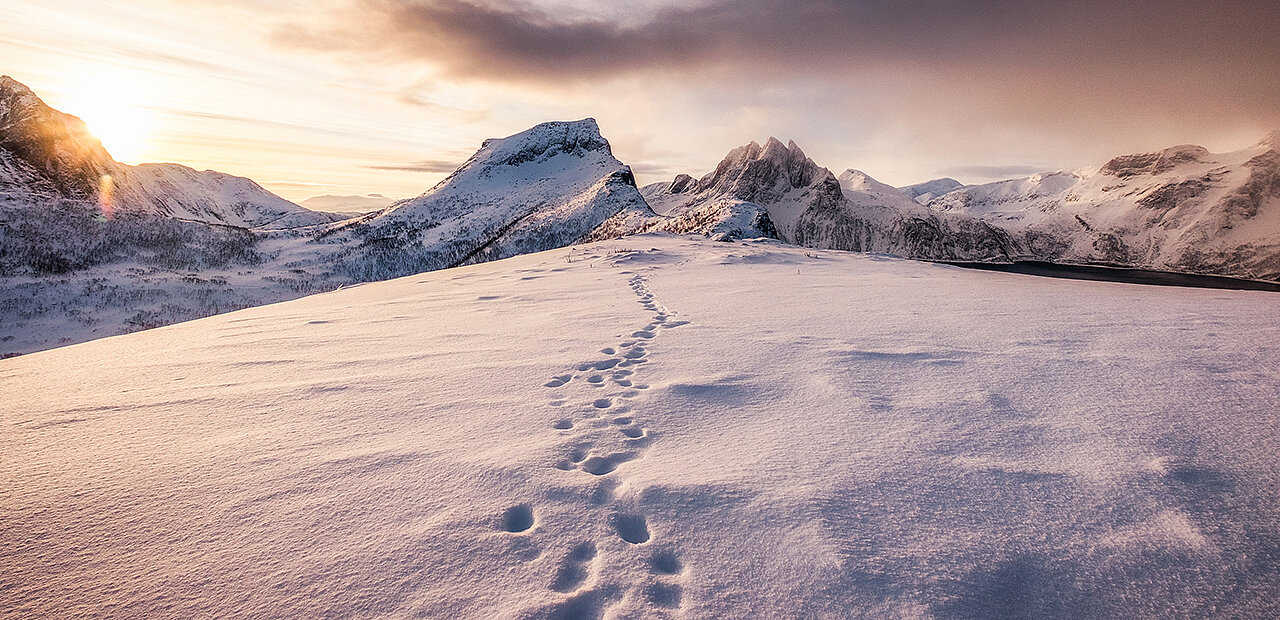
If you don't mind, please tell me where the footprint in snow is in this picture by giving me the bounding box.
[581,452,637,476]
[500,505,535,533]
[611,513,650,544]
[550,542,598,593]
[649,550,683,575]
[645,583,683,609]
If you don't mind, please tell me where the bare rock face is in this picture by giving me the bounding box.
[1101,145,1210,178]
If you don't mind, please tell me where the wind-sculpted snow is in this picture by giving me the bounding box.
[929,135,1280,281]
[4,235,1280,617]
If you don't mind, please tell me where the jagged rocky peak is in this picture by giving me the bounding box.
[1101,144,1211,178]
[480,118,611,167]
[0,75,116,200]
[698,137,833,199]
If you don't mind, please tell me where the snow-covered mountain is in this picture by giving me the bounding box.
[0,79,655,355]
[312,118,650,280]
[0,76,337,229]
[0,76,115,204]
[109,163,343,229]
[0,76,361,355]
[300,193,396,215]
[627,138,1013,260]
[7,72,1280,358]
[899,177,964,203]
[6,235,1280,617]
[928,136,1280,280]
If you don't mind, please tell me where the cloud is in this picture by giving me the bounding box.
[942,164,1052,180]
[364,158,462,173]
[275,0,1279,86]
[269,0,1280,152]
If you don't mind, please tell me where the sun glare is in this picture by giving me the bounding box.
[61,74,154,164]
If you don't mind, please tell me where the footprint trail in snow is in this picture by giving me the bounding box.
[535,266,691,616]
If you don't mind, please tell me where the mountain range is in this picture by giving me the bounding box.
[2,74,1277,355]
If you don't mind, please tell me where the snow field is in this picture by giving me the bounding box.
[3,235,1280,618]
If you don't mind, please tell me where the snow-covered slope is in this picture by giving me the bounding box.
[4,235,1279,618]
[929,136,1280,280]
[314,119,650,280]
[630,139,1012,259]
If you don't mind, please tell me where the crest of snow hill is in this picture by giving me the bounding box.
[1,74,1279,354]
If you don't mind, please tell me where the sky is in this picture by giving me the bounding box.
[2,0,1278,202]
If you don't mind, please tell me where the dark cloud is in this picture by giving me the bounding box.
[270,0,1280,136]
[364,159,461,173]
[275,0,1279,86]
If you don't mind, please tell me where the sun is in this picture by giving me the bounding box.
[60,74,154,164]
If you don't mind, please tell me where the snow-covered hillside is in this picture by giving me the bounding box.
[929,135,1280,280]
[4,235,1279,618]
[630,139,1013,260]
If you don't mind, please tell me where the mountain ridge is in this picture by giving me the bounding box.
[3,74,1279,357]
